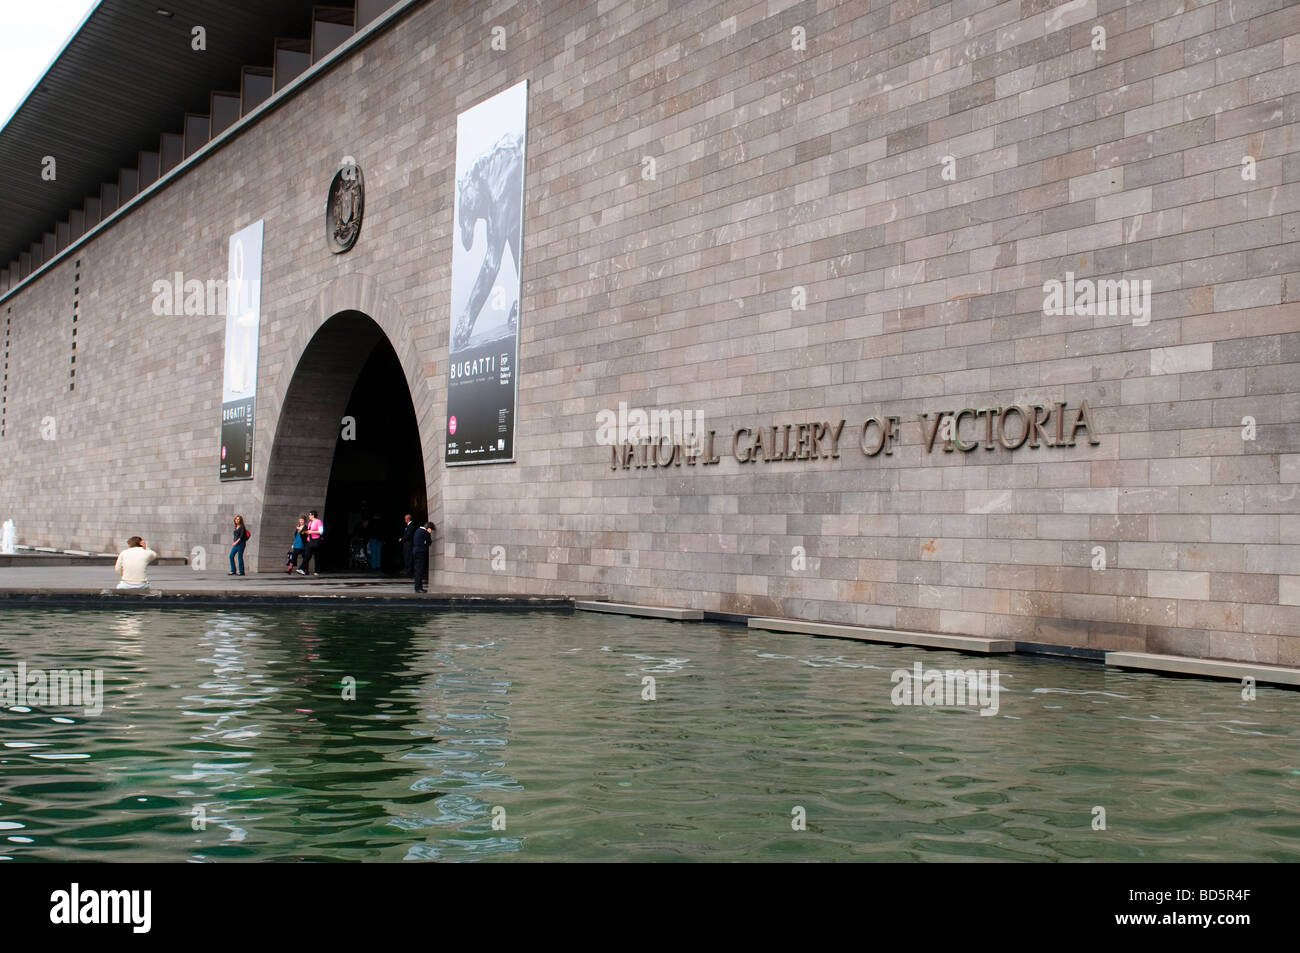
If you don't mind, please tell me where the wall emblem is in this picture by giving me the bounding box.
[326,159,364,253]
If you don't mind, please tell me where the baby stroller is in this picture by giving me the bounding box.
[347,535,370,571]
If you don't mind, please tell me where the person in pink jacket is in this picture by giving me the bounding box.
[297,510,324,575]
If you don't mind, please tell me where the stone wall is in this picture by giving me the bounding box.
[1,0,1297,663]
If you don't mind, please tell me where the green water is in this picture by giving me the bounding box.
[0,607,1296,862]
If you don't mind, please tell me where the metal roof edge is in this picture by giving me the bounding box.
[0,0,426,307]
[0,0,105,135]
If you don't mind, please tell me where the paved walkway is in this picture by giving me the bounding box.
[0,560,570,608]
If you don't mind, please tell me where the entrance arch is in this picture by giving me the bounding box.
[259,308,428,572]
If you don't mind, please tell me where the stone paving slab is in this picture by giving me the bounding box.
[748,617,1016,655]
[0,553,190,567]
[1105,652,1300,688]
[575,601,704,620]
[0,564,571,610]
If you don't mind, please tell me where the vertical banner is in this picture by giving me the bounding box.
[446,80,527,465]
[219,219,263,481]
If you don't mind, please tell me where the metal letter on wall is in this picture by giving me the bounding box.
[446,80,528,465]
[219,219,263,481]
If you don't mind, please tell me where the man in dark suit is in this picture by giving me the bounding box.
[412,521,433,593]
[399,513,415,577]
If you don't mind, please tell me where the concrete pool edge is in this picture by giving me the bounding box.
[575,601,704,620]
[0,590,575,611]
[747,617,1016,654]
[1105,652,1300,689]
[582,604,1300,689]
[4,589,1300,690]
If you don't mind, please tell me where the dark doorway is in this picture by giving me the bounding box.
[320,336,426,573]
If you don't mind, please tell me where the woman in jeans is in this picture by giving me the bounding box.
[229,515,251,576]
[285,515,307,574]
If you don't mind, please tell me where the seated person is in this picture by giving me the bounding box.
[115,537,158,589]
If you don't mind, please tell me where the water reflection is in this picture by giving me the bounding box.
[0,607,1295,862]
[398,629,523,859]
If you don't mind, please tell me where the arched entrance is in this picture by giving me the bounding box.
[259,309,427,573]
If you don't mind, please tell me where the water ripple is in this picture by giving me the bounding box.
[0,607,1295,861]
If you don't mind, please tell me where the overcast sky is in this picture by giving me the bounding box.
[0,0,101,131]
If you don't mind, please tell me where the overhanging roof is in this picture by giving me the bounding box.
[0,0,325,267]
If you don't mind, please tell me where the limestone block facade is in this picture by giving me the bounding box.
[1,0,1298,663]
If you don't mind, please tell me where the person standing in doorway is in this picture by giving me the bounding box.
[229,515,251,576]
[399,513,415,577]
[355,516,372,570]
[115,536,158,590]
[412,521,432,593]
[286,515,307,574]
[298,510,324,575]
[367,512,384,570]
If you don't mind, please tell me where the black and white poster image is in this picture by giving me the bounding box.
[219,219,263,481]
[446,79,527,465]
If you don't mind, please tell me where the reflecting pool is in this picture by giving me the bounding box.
[0,607,1296,861]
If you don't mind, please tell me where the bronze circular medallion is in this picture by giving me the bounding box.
[326,162,364,253]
